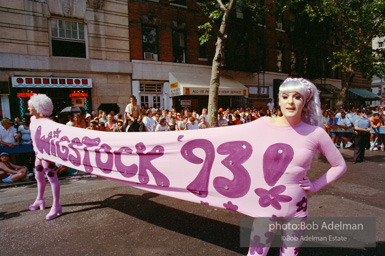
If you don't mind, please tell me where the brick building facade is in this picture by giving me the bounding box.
[0,0,373,119]
[128,0,371,111]
[0,0,132,118]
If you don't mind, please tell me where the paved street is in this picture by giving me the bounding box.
[1,149,384,256]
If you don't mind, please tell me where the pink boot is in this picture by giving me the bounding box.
[46,204,62,220]
[29,161,46,211]
[44,160,62,220]
[29,199,46,211]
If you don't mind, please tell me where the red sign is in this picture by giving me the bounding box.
[69,92,88,98]
[17,93,34,98]
[12,77,92,88]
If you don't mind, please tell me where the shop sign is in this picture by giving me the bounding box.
[12,77,93,88]
[170,82,181,97]
[183,87,247,96]
[180,100,191,106]
[170,87,182,97]
[17,92,35,98]
[70,92,89,98]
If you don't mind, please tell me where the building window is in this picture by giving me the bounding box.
[289,12,295,32]
[142,25,159,61]
[276,50,283,72]
[173,30,186,63]
[198,39,207,60]
[290,51,297,74]
[51,18,86,58]
[170,0,186,6]
[303,56,308,75]
[140,83,162,92]
[236,2,244,19]
[379,41,384,48]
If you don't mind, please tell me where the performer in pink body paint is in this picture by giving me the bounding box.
[28,94,62,220]
[247,78,347,256]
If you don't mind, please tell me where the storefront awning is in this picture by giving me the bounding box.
[169,72,248,97]
[315,83,341,98]
[348,88,381,100]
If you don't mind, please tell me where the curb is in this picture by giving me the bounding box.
[0,173,97,189]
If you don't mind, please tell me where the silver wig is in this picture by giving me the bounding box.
[279,77,323,128]
[28,94,54,117]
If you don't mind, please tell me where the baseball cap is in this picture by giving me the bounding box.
[0,152,9,156]
[1,118,13,125]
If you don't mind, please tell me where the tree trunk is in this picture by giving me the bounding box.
[207,38,223,128]
[207,0,235,128]
[335,71,354,108]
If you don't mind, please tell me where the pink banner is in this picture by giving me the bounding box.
[30,116,335,218]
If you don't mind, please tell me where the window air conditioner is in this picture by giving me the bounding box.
[144,52,158,61]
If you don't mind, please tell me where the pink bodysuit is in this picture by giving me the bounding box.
[247,117,347,256]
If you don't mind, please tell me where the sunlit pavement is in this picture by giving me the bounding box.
[1,149,384,256]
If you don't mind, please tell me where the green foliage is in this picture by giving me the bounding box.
[300,0,385,78]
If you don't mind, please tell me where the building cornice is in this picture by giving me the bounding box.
[0,53,132,74]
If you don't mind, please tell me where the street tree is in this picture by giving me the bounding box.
[190,0,291,127]
[301,0,385,107]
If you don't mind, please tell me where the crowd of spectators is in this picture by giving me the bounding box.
[321,105,385,151]
[58,101,385,154]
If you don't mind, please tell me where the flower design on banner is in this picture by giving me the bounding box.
[296,197,307,213]
[223,201,238,211]
[200,201,209,206]
[254,185,292,210]
[265,231,275,244]
[280,243,300,255]
[249,235,265,255]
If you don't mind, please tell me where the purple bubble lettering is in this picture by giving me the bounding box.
[136,142,169,187]
[114,147,138,178]
[95,143,114,174]
[55,136,70,161]
[181,139,215,198]
[263,143,294,186]
[68,137,82,167]
[34,125,51,154]
[214,141,252,198]
[50,133,56,156]
[82,137,101,173]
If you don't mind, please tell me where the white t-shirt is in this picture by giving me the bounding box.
[142,116,155,132]
[0,126,17,144]
[155,124,168,132]
[177,121,185,130]
[267,102,274,110]
[336,117,352,127]
[187,121,199,130]
[152,117,160,126]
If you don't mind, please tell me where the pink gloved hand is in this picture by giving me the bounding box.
[299,176,317,193]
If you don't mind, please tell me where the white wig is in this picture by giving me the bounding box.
[28,94,54,117]
[279,77,323,128]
